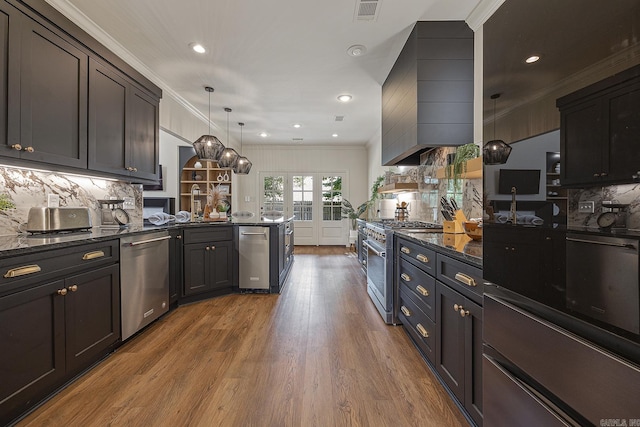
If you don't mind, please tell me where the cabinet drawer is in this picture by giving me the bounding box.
[0,240,119,296]
[399,287,436,364]
[397,238,436,275]
[398,258,435,321]
[436,253,483,304]
[183,226,233,244]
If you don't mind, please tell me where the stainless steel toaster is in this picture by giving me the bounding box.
[26,207,92,233]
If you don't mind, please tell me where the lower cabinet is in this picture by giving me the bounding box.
[0,261,119,425]
[168,228,183,305]
[183,227,234,297]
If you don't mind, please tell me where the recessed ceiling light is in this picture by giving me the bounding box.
[525,55,540,64]
[347,45,367,57]
[337,94,352,102]
[189,43,206,54]
[332,133,338,138]
[293,124,301,128]
[259,132,269,138]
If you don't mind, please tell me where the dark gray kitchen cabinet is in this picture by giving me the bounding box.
[127,86,160,181]
[183,227,234,297]
[436,282,483,426]
[168,228,183,306]
[0,241,120,425]
[558,64,640,186]
[0,1,20,155]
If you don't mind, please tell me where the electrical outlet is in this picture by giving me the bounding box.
[123,197,135,210]
[47,194,60,208]
[578,201,594,213]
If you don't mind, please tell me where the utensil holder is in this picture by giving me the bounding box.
[443,210,467,234]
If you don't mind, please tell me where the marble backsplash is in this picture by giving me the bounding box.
[0,166,142,235]
[568,182,640,230]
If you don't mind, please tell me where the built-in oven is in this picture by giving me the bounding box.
[365,223,389,322]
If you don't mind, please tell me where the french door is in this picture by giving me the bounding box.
[260,172,347,246]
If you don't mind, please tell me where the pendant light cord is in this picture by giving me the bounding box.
[491,93,499,140]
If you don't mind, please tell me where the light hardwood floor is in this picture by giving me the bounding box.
[19,246,468,427]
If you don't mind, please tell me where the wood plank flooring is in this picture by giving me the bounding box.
[19,246,468,427]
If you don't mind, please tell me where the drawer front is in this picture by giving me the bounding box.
[397,238,436,275]
[398,258,435,321]
[183,226,233,244]
[399,288,436,364]
[436,253,483,304]
[0,240,119,296]
[485,294,640,424]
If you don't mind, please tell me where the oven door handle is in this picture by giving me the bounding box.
[363,240,385,257]
[566,236,636,250]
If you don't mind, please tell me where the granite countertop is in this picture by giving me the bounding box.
[394,230,483,268]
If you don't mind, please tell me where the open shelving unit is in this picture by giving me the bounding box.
[179,155,232,214]
[546,152,567,224]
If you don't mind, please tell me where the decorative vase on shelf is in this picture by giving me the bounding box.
[194,161,203,169]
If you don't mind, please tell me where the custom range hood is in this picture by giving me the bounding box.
[381,21,474,166]
[377,182,419,194]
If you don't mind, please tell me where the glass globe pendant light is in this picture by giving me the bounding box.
[483,93,512,165]
[217,107,239,168]
[193,86,225,161]
[233,122,252,174]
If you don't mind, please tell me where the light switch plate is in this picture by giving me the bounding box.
[123,197,135,210]
[47,194,60,208]
[578,201,594,213]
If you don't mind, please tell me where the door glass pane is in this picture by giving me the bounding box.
[263,175,284,213]
[322,176,342,221]
[292,175,313,221]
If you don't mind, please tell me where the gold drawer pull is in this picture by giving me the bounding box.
[416,285,429,297]
[416,254,429,263]
[416,323,429,338]
[400,246,411,254]
[454,272,476,287]
[400,273,411,282]
[401,305,411,317]
[83,250,105,260]
[4,264,41,278]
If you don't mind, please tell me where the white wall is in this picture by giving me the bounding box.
[235,144,368,215]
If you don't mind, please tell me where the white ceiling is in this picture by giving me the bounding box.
[47,0,482,147]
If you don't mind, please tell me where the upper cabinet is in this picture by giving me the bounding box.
[0,0,161,183]
[557,64,640,186]
[382,21,473,166]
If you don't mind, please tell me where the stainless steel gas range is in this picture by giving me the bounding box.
[364,220,442,324]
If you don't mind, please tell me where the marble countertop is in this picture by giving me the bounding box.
[393,230,483,268]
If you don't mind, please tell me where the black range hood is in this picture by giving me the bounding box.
[381,21,474,166]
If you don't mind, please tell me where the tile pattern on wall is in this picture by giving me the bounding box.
[0,166,142,235]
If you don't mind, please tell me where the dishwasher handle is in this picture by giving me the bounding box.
[241,231,268,236]
[566,236,636,250]
[126,235,172,246]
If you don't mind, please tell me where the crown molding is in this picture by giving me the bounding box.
[466,0,505,31]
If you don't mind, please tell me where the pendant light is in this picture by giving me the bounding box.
[217,107,239,168]
[193,86,225,161]
[233,122,252,174]
[483,93,512,165]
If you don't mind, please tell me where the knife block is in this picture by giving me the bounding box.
[443,210,467,234]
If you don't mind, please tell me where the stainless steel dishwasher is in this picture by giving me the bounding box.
[120,231,171,340]
[238,226,270,290]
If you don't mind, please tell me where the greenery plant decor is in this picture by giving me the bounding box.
[341,199,367,229]
[446,143,480,190]
[0,194,16,211]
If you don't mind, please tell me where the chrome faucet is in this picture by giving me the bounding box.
[510,186,517,224]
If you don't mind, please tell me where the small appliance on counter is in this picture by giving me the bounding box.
[26,207,92,233]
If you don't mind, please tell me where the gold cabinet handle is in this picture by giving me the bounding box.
[4,264,42,278]
[416,323,429,338]
[400,273,411,282]
[205,246,210,251]
[57,288,68,296]
[416,254,429,263]
[82,250,105,260]
[454,303,461,312]
[176,235,182,239]
[400,246,411,254]
[400,305,411,317]
[454,272,476,287]
[69,285,78,292]
[210,245,216,250]
[416,285,429,297]
[24,146,35,153]
[11,143,22,151]
[460,308,470,318]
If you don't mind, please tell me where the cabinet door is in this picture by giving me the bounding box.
[560,99,603,185]
[169,229,182,305]
[183,243,209,296]
[0,280,66,425]
[128,87,159,181]
[464,297,483,426]
[0,1,21,158]
[208,240,233,290]
[88,59,128,176]
[64,264,120,374]
[605,82,640,182]
[19,17,87,168]
[435,282,465,401]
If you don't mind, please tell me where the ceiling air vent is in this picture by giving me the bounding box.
[354,0,381,21]
[292,138,304,143]
[335,115,344,122]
